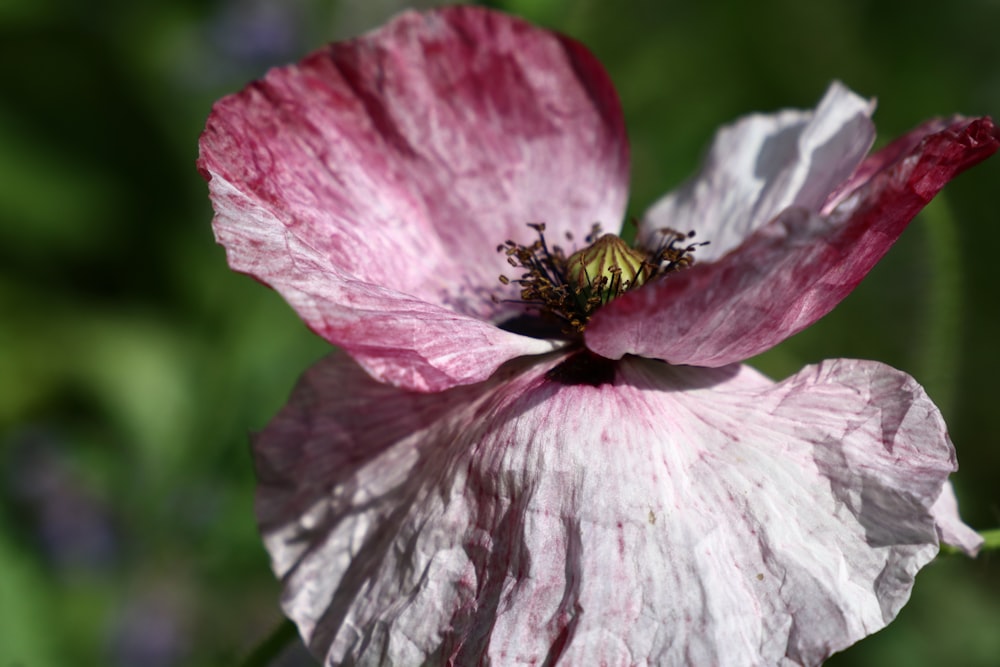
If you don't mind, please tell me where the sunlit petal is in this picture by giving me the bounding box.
[199,7,628,390]
[639,82,875,262]
[256,353,967,665]
[587,117,999,365]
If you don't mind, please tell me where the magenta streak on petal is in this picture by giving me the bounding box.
[198,6,629,391]
[255,351,970,666]
[821,117,962,214]
[586,117,1000,366]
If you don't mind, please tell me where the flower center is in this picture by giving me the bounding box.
[566,234,649,306]
[497,223,705,334]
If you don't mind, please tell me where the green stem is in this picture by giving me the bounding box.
[916,193,962,419]
[939,529,1000,557]
[979,528,1000,551]
[240,618,299,667]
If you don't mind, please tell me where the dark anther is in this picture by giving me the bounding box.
[494,222,706,337]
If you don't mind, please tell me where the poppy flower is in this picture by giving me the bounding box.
[198,6,997,665]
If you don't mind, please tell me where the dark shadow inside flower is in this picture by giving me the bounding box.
[545,350,744,390]
[495,313,566,341]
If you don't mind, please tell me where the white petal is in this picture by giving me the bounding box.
[931,482,982,555]
[641,82,875,262]
[255,353,967,666]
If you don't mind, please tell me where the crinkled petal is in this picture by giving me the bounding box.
[587,116,1000,366]
[639,82,875,263]
[205,176,557,391]
[821,116,966,214]
[198,6,628,391]
[255,352,968,666]
[931,482,982,555]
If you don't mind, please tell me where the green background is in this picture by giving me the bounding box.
[2,0,998,664]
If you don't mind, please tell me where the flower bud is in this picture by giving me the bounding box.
[565,234,648,305]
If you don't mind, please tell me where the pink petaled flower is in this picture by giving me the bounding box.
[198,7,998,666]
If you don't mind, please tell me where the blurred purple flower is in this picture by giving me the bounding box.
[208,0,305,67]
[6,428,118,571]
[109,591,188,667]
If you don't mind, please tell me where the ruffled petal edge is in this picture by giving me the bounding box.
[586,116,999,366]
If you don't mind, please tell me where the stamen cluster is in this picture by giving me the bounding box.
[497,223,705,334]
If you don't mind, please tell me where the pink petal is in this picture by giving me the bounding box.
[639,82,875,263]
[198,6,628,391]
[822,117,965,214]
[587,116,999,366]
[256,352,968,665]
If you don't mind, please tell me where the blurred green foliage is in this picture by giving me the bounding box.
[1,0,998,665]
